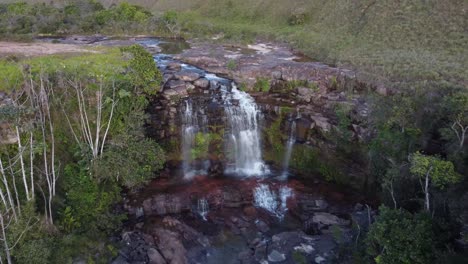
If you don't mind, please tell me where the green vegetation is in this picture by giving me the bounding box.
[366,206,434,264]
[0,45,165,263]
[253,77,270,92]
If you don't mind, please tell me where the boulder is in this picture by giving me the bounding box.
[152,228,187,264]
[310,115,331,133]
[312,212,349,226]
[167,62,181,71]
[174,71,200,82]
[194,78,210,89]
[267,250,286,262]
[165,80,186,90]
[147,248,167,264]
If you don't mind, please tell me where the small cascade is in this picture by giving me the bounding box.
[281,120,296,178]
[254,184,293,219]
[181,100,208,179]
[197,198,209,221]
[223,84,269,176]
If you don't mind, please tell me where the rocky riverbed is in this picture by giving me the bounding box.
[116,176,372,264]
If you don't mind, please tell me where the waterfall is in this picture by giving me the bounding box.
[181,100,208,179]
[223,84,269,176]
[197,198,209,220]
[254,184,293,219]
[281,120,296,178]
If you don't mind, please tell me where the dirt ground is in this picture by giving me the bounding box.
[0,41,94,57]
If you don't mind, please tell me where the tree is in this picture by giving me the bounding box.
[442,92,468,152]
[366,206,434,264]
[93,137,165,188]
[410,152,462,212]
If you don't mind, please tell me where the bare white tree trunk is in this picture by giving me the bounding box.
[29,132,34,199]
[15,127,30,201]
[0,159,16,222]
[66,79,117,159]
[424,167,433,212]
[0,213,12,264]
[451,119,467,151]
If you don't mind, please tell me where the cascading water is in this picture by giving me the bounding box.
[181,100,209,179]
[254,184,293,219]
[281,120,296,178]
[223,84,269,176]
[142,38,268,178]
[197,198,209,220]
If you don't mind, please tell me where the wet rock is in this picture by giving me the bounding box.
[315,255,326,263]
[174,71,200,82]
[295,118,311,142]
[165,79,186,90]
[163,74,174,83]
[167,62,181,71]
[294,243,315,254]
[255,220,270,233]
[147,247,167,264]
[194,78,210,88]
[268,250,286,262]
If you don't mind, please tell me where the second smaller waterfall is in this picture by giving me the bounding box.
[281,120,296,178]
[197,198,209,220]
[254,184,293,219]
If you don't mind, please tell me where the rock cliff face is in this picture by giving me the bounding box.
[147,41,378,188]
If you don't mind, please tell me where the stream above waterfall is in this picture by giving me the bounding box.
[114,37,372,264]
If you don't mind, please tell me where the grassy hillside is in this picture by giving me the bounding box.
[4,0,467,88]
[174,0,466,88]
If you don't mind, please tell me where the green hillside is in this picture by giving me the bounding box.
[5,0,466,88]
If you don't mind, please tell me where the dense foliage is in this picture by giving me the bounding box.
[0,45,164,263]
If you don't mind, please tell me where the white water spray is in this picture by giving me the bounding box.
[254,184,293,219]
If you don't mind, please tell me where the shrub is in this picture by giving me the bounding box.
[253,77,270,92]
[366,206,434,264]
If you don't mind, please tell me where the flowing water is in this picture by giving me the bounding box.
[143,37,269,178]
[281,120,296,179]
[223,84,269,177]
[197,198,209,221]
[181,100,209,179]
[253,184,293,219]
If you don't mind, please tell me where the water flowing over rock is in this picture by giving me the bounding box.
[281,120,297,178]
[254,184,293,219]
[181,100,209,179]
[223,84,269,176]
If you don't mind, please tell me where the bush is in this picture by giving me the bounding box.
[121,44,162,95]
[366,206,434,264]
[93,137,166,188]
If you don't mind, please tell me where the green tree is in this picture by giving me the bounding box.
[93,137,165,188]
[410,152,462,212]
[120,45,162,95]
[441,92,468,152]
[366,206,434,264]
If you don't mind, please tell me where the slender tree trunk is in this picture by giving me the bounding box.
[29,132,34,200]
[16,127,30,201]
[0,159,16,222]
[0,214,12,264]
[424,167,433,212]
[390,181,397,209]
